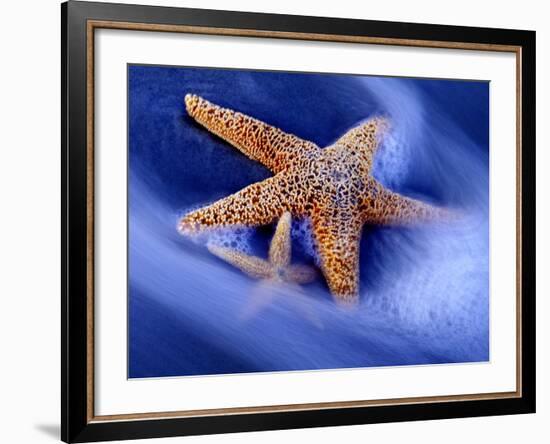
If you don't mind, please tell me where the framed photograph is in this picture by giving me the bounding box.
[62,1,536,442]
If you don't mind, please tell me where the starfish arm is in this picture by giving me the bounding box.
[185,94,320,173]
[239,280,279,321]
[179,175,289,233]
[311,212,363,304]
[288,284,324,329]
[330,117,389,171]
[286,264,318,284]
[362,184,452,225]
[269,212,292,267]
[207,244,273,279]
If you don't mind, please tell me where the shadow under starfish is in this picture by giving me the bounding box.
[179,94,453,304]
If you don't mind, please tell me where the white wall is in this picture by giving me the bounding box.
[0,0,546,443]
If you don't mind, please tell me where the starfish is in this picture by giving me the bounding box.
[179,94,451,304]
[206,212,320,324]
[207,212,317,287]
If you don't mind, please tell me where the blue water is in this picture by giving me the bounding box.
[128,65,489,378]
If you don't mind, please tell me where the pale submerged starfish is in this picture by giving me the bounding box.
[207,212,319,323]
[207,212,317,286]
[179,94,451,304]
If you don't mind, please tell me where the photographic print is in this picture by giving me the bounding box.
[128,65,489,379]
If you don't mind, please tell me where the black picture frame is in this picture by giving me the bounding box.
[62,1,536,442]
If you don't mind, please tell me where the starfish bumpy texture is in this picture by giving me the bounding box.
[207,212,317,286]
[179,94,451,303]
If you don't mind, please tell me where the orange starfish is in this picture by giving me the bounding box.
[179,94,451,304]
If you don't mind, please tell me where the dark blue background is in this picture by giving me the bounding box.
[128,65,489,378]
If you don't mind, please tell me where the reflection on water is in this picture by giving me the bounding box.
[128,67,489,378]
